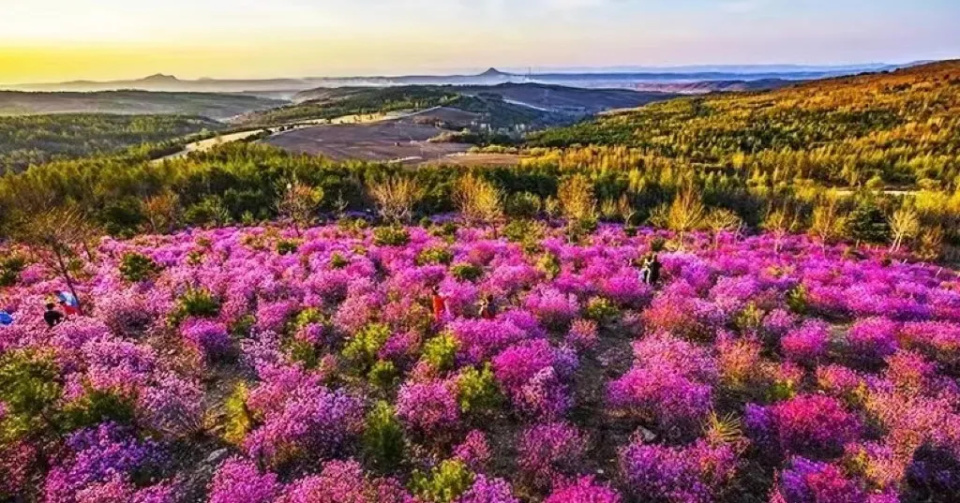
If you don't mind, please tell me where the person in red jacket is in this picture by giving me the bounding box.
[431,286,448,324]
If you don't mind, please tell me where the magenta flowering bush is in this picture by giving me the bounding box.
[845,317,899,365]
[747,395,863,460]
[517,421,588,488]
[619,438,739,503]
[457,475,520,503]
[208,457,282,503]
[244,385,364,468]
[2,222,958,502]
[44,423,167,503]
[180,318,232,360]
[781,320,831,365]
[772,457,872,503]
[396,379,461,437]
[454,430,492,471]
[544,476,622,503]
[282,459,410,503]
[524,286,580,330]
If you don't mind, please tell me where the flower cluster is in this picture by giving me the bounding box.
[2,222,959,502]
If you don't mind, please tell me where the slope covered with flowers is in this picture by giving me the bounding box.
[1,221,959,502]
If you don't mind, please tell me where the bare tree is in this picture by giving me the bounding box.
[543,197,562,221]
[763,205,798,253]
[277,181,324,236]
[454,173,503,226]
[917,224,944,262]
[666,189,706,247]
[617,195,637,226]
[809,198,848,250]
[367,176,425,224]
[705,208,743,249]
[144,192,181,234]
[15,208,90,315]
[557,174,597,223]
[888,206,920,253]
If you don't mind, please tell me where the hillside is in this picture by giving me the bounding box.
[249,84,676,130]
[0,114,223,174]
[0,90,286,120]
[529,60,960,188]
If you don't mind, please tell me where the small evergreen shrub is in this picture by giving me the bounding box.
[374,226,410,246]
[451,263,483,283]
[119,252,161,283]
[362,400,405,470]
[411,459,475,503]
[422,333,459,373]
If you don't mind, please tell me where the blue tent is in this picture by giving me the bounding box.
[0,311,13,326]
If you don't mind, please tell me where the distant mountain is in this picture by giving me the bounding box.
[0,90,286,120]
[3,61,932,97]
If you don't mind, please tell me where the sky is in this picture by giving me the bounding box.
[0,0,958,83]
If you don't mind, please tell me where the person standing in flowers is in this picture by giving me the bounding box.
[56,290,81,316]
[478,294,497,320]
[0,309,13,326]
[43,302,64,328]
[647,254,662,286]
[638,256,652,285]
[432,286,449,324]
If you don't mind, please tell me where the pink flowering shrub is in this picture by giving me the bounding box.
[2,222,958,502]
[619,438,739,503]
[208,457,282,503]
[781,320,831,365]
[396,379,461,437]
[845,318,899,365]
[517,422,588,488]
[524,287,580,330]
[44,423,166,503]
[457,475,519,503]
[244,386,364,468]
[544,477,622,503]
[282,459,410,503]
[454,430,492,471]
[180,318,231,360]
[747,395,863,460]
[771,457,870,503]
[898,321,960,370]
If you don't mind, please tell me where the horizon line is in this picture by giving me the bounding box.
[3,58,950,87]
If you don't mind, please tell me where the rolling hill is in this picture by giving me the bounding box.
[0,114,223,174]
[247,83,677,130]
[527,60,960,188]
[0,90,286,120]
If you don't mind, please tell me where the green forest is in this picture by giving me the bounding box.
[244,86,572,131]
[0,114,223,174]
[528,61,960,189]
[1,61,959,256]
[244,86,463,125]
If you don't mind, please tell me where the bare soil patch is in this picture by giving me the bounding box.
[263,119,472,164]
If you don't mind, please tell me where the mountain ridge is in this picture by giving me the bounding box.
[2,61,932,97]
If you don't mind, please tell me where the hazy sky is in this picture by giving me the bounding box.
[0,0,958,83]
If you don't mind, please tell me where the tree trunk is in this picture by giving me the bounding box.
[53,246,84,316]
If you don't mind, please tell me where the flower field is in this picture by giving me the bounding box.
[1,221,959,502]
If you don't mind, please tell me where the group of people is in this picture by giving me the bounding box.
[0,290,80,328]
[431,287,497,325]
[427,255,661,326]
[639,253,662,286]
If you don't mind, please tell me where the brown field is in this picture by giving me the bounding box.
[263,119,471,164]
[429,152,522,167]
